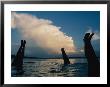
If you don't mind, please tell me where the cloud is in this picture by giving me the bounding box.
[11,12,76,54]
[80,49,84,53]
[86,27,100,41]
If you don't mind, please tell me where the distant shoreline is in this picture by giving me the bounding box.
[11,55,100,59]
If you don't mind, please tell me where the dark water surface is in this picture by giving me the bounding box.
[11,58,88,77]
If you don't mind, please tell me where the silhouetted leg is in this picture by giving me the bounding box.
[20,40,26,70]
[61,48,70,66]
[17,40,26,72]
[12,40,24,66]
[84,33,100,77]
[16,40,24,72]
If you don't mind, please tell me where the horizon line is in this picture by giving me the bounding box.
[11,55,100,59]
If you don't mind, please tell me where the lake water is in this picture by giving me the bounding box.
[11,58,88,77]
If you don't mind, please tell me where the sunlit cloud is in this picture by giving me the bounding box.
[11,12,76,54]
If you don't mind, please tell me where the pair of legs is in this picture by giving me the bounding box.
[12,40,26,71]
[84,33,100,77]
[61,33,100,77]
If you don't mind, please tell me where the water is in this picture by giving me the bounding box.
[11,58,88,77]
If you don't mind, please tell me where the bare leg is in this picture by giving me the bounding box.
[17,40,26,71]
[84,33,100,77]
[61,48,70,66]
[12,40,23,66]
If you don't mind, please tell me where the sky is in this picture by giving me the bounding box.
[11,11,100,58]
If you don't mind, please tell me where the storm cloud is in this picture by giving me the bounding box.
[11,12,76,54]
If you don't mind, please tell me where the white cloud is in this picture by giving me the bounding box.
[85,27,100,41]
[11,12,76,54]
[80,49,84,52]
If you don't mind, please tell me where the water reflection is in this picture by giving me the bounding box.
[12,59,88,77]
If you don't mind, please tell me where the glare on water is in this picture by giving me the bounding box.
[12,58,88,77]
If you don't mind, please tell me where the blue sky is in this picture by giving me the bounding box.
[11,11,100,58]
